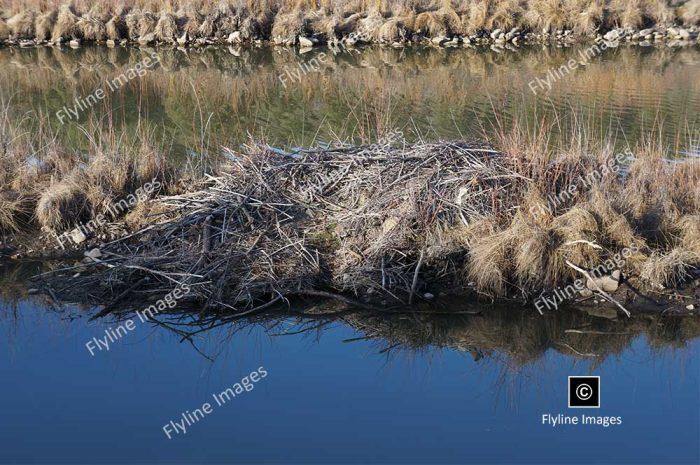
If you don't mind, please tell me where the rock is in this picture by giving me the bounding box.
[177,32,188,45]
[69,39,80,48]
[677,28,690,40]
[604,29,621,41]
[587,270,621,293]
[423,292,435,300]
[687,304,696,310]
[69,228,87,245]
[431,36,447,45]
[27,288,39,295]
[490,29,502,40]
[106,39,116,47]
[226,31,241,44]
[138,33,155,45]
[579,289,594,298]
[639,28,654,37]
[298,36,315,48]
[84,248,102,260]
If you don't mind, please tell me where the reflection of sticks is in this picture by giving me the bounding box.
[288,289,381,311]
[565,260,631,318]
[555,342,599,357]
[565,329,631,335]
[90,277,150,321]
[622,280,660,306]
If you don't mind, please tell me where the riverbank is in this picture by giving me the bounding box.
[2,128,698,316]
[1,1,700,49]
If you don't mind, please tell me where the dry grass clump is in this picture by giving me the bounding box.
[641,248,699,287]
[125,11,141,39]
[35,10,57,41]
[36,177,91,230]
[7,10,35,39]
[106,15,127,40]
[271,8,306,42]
[525,0,569,33]
[154,12,178,42]
[679,0,700,25]
[77,15,106,41]
[0,19,9,40]
[138,10,157,37]
[51,4,79,42]
[0,192,30,233]
[465,218,512,297]
[678,215,700,254]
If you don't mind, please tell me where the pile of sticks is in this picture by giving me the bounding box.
[43,140,525,314]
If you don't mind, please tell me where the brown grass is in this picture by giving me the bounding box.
[7,10,35,39]
[0,19,9,40]
[1,0,699,45]
[51,4,79,41]
[34,10,56,41]
[679,0,700,24]
[154,12,178,42]
[77,15,106,41]
[106,15,127,40]
[36,176,91,230]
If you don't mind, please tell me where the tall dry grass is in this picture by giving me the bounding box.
[1,0,699,44]
[0,98,179,234]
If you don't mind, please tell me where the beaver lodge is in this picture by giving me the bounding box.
[6,133,697,317]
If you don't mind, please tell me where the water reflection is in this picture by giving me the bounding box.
[2,261,697,370]
[1,44,698,156]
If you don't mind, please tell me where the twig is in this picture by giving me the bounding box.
[565,260,631,318]
[409,248,425,306]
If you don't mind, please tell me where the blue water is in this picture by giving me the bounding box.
[0,298,698,464]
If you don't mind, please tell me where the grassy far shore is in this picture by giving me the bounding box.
[1,44,698,163]
[0,0,700,47]
[0,103,698,313]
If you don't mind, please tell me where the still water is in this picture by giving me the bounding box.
[1,43,700,463]
[0,263,698,464]
[1,43,699,156]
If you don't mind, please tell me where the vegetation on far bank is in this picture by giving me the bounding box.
[0,0,700,46]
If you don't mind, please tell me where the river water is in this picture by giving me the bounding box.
[0,262,698,464]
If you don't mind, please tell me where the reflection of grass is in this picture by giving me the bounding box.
[338,307,700,367]
[0,45,699,153]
